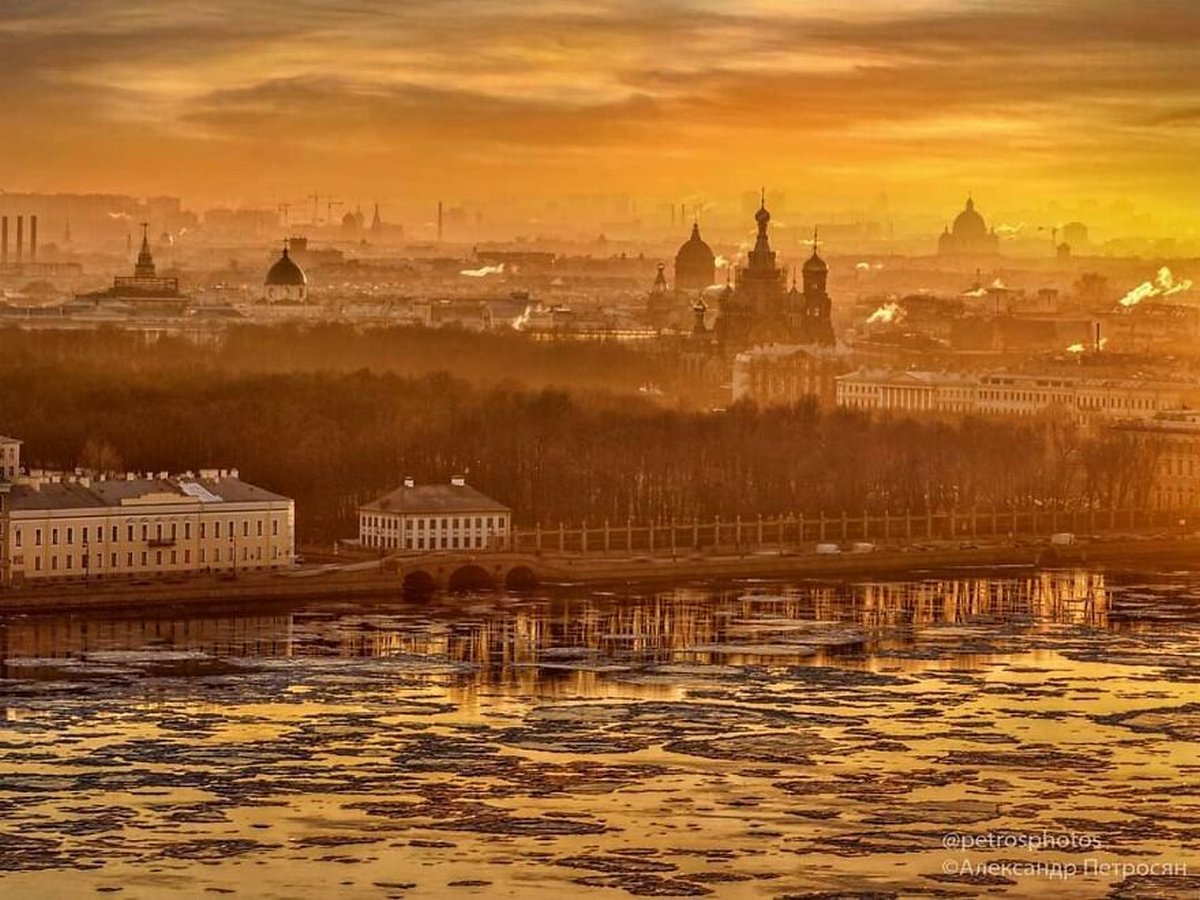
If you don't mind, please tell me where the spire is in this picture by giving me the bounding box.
[134,222,156,278]
[811,226,820,257]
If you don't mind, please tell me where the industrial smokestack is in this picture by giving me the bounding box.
[30,215,37,261]
[15,216,23,262]
[1,217,7,264]
[1094,321,1102,353]
[437,201,443,243]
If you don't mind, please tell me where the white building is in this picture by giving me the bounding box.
[837,369,1191,425]
[0,443,294,585]
[359,477,511,553]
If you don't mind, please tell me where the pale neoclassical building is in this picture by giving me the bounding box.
[359,477,511,553]
[0,436,294,585]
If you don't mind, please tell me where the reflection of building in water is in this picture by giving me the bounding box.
[846,572,1108,628]
[0,573,1111,685]
[0,613,293,675]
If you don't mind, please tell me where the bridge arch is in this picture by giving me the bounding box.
[447,564,496,593]
[402,569,437,599]
[504,565,539,592]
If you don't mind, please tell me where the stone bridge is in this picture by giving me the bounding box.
[380,552,569,595]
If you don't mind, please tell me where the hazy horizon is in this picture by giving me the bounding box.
[2,0,1197,238]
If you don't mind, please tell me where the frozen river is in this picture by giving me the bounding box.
[2,568,1199,898]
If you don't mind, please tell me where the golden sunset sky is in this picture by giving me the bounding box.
[2,0,1197,229]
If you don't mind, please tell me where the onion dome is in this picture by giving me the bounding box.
[803,249,828,274]
[265,246,307,286]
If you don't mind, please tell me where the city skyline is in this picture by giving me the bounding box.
[2,0,1197,235]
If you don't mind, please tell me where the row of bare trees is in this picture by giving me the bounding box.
[0,327,1164,541]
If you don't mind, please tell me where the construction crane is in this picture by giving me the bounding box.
[327,199,344,225]
[307,193,323,224]
[277,202,292,227]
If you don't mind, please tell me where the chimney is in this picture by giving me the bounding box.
[1,216,7,264]
[403,476,415,488]
[1094,321,1102,353]
[437,201,443,243]
[30,215,37,261]
[450,475,466,487]
[15,216,23,262]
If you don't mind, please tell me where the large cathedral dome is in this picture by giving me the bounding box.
[264,245,309,304]
[266,246,307,286]
[674,222,716,291]
[952,197,987,241]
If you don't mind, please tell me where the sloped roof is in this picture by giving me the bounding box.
[361,483,510,514]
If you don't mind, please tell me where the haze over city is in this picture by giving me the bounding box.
[3,0,1198,239]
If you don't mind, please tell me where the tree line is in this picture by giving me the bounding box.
[0,328,1163,543]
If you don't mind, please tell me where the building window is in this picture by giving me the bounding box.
[111,552,118,568]
[14,529,21,549]
[111,525,118,543]
[185,522,191,540]
[257,520,263,537]
[272,520,279,537]
[52,528,59,546]
[35,528,42,547]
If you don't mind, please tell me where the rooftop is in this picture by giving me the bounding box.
[361,481,510,515]
[5,471,290,512]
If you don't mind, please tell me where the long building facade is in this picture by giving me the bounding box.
[836,370,1192,425]
[0,439,294,585]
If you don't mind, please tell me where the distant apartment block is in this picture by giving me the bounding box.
[836,369,1192,425]
[0,437,294,585]
[358,478,511,552]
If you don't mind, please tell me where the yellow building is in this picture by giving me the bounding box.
[359,477,511,553]
[0,461,294,585]
[1113,413,1200,511]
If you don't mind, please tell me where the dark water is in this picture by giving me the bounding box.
[2,569,1200,898]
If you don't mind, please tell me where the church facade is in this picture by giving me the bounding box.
[713,199,835,349]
